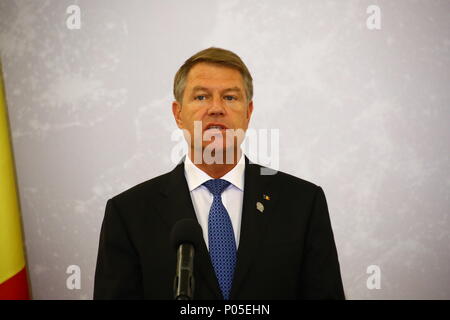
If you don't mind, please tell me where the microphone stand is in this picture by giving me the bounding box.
[174,244,195,300]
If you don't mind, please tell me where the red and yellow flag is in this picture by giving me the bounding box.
[0,62,30,299]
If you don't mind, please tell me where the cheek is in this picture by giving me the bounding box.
[182,107,205,121]
[181,110,206,132]
[179,111,192,126]
[237,111,250,127]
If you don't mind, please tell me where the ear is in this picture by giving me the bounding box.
[246,100,254,120]
[172,101,183,129]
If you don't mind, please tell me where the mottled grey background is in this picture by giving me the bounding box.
[1,0,449,299]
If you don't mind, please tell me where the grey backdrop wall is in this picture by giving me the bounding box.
[0,0,449,299]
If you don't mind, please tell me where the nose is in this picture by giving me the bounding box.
[207,95,226,116]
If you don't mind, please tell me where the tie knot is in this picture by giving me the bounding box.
[203,179,231,196]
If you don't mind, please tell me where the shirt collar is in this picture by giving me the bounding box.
[184,152,245,192]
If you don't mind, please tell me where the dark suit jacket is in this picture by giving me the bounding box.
[94,156,345,299]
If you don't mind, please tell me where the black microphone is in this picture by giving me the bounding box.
[170,219,203,300]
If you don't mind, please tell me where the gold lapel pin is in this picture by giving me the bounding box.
[263,194,270,201]
[256,201,264,213]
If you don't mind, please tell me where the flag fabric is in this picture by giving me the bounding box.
[0,62,30,299]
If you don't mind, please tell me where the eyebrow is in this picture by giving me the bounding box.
[191,86,243,94]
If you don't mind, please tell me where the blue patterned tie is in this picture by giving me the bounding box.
[203,179,236,300]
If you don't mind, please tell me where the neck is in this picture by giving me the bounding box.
[188,148,242,179]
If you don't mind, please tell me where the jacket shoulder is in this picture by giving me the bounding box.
[252,162,320,194]
[110,169,173,205]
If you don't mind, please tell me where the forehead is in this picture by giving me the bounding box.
[185,62,244,90]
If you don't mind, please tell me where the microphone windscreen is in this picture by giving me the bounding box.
[170,219,203,251]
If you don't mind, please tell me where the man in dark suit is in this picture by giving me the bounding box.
[94,47,345,300]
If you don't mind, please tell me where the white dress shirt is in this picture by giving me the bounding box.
[183,153,245,250]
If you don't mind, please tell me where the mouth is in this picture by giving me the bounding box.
[203,123,228,132]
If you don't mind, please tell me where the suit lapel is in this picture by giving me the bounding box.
[230,157,280,299]
[156,158,222,299]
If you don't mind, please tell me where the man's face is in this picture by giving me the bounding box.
[172,62,253,160]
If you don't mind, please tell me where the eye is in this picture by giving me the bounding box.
[224,95,237,101]
[194,95,206,101]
